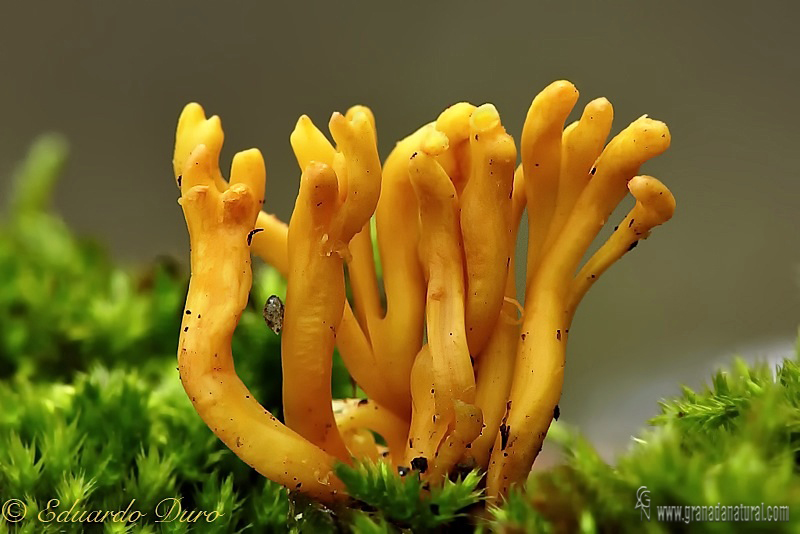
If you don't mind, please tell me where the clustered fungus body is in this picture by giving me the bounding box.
[172,80,675,503]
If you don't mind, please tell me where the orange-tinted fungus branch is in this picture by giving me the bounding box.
[282,162,350,462]
[178,145,342,502]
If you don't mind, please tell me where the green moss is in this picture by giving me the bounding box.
[334,461,482,532]
[0,366,292,533]
[487,353,800,532]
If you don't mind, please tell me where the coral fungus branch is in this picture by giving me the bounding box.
[177,145,343,502]
[282,162,350,462]
[544,97,613,250]
[250,212,289,275]
[369,125,432,416]
[568,175,676,317]
[468,168,526,469]
[521,80,579,285]
[334,398,409,465]
[487,114,671,499]
[288,111,397,416]
[410,135,476,416]
[348,223,382,336]
[460,104,517,357]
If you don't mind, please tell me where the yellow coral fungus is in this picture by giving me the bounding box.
[171,79,675,503]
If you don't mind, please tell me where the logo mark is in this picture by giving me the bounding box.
[2,499,27,523]
[635,486,651,521]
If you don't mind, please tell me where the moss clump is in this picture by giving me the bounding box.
[489,354,800,533]
[0,366,293,533]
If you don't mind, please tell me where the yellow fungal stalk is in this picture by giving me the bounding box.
[282,161,350,461]
[460,104,517,356]
[171,79,675,503]
[175,145,342,502]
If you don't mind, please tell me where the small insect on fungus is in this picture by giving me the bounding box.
[263,295,285,335]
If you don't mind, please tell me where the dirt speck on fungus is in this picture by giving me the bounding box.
[500,423,510,450]
[247,228,264,246]
[411,457,429,473]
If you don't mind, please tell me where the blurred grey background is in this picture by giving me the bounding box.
[1,2,798,459]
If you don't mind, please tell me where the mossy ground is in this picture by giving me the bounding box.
[1,137,798,533]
